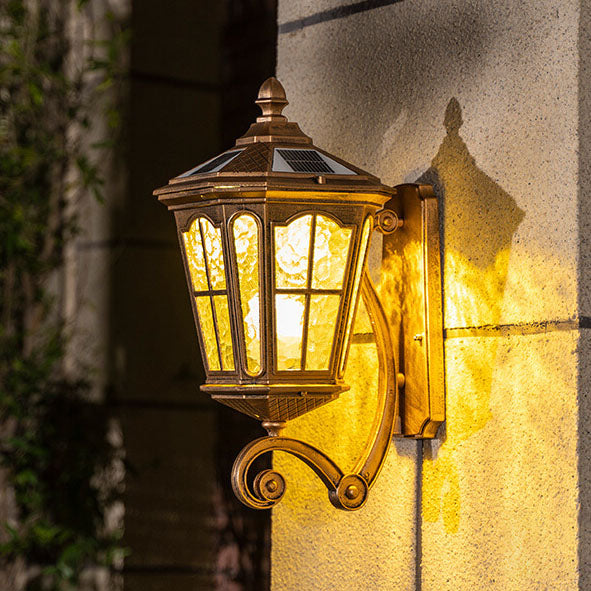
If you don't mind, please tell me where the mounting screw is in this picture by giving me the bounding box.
[345,485,359,500]
[266,480,278,493]
[397,373,406,389]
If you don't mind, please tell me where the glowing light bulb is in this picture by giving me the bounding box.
[275,294,305,370]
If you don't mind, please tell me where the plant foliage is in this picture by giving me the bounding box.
[0,1,128,588]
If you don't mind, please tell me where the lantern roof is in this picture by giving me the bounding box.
[154,78,394,206]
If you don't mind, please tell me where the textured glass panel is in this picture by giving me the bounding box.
[233,214,261,375]
[340,218,373,373]
[195,296,220,371]
[306,294,340,370]
[183,221,208,292]
[213,296,234,370]
[275,215,312,288]
[200,218,226,289]
[311,215,352,289]
[275,294,306,370]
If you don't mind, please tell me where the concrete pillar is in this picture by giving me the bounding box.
[117,2,224,588]
[272,1,588,589]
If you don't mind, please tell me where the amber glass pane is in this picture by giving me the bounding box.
[200,218,226,289]
[275,215,312,288]
[195,296,220,371]
[306,294,340,370]
[311,215,352,289]
[183,220,208,291]
[275,294,306,370]
[213,295,234,370]
[340,217,372,373]
[233,214,261,375]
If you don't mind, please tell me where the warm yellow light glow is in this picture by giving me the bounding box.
[275,214,356,370]
[306,294,340,370]
[275,294,306,370]
[420,248,510,534]
[312,216,352,289]
[200,218,226,289]
[183,217,234,372]
[275,215,312,288]
[183,221,208,291]
[274,213,355,372]
[195,296,220,371]
[340,217,372,374]
[213,295,235,370]
[233,214,262,374]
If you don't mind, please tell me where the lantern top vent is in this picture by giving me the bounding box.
[153,77,395,205]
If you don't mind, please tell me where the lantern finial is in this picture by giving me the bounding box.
[256,77,288,121]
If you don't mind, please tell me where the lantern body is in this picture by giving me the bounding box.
[155,78,393,424]
[172,192,381,422]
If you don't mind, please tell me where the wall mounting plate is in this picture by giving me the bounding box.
[383,184,445,438]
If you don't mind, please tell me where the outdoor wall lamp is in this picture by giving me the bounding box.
[153,78,444,511]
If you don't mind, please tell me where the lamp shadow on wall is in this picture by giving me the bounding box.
[413,97,525,533]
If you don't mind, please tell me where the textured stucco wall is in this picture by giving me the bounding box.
[273,1,587,589]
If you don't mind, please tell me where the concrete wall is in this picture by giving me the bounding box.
[272,1,589,589]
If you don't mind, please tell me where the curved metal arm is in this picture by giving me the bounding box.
[355,270,398,488]
[231,436,364,510]
[231,270,398,511]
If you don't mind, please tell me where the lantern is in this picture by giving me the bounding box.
[154,78,444,510]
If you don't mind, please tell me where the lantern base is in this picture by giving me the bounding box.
[205,384,348,422]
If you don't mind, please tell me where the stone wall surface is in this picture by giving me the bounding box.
[273,1,588,589]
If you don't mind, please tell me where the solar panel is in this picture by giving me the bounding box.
[183,150,242,177]
[276,149,334,173]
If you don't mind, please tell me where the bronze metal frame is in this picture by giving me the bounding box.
[382,184,445,438]
[153,78,445,511]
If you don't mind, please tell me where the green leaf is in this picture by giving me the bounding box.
[28,82,43,106]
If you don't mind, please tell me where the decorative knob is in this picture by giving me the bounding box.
[256,77,289,121]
